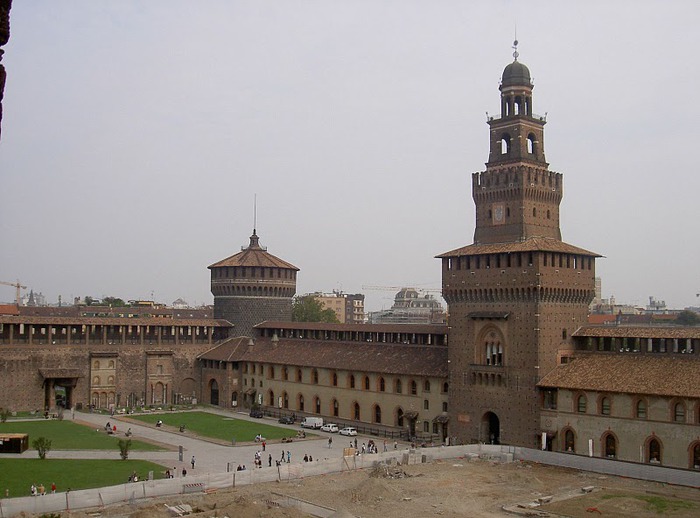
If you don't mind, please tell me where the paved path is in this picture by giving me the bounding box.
[12,410,397,476]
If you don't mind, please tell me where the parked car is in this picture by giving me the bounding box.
[339,427,357,436]
[320,423,339,433]
[278,415,295,424]
[249,408,264,418]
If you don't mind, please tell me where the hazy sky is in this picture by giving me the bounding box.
[1,1,699,312]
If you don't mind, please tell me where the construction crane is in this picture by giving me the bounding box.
[0,280,27,305]
[362,285,443,295]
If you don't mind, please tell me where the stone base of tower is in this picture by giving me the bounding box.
[214,297,292,338]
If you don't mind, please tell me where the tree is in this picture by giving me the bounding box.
[118,439,132,460]
[103,296,127,307]
[32,437,52,459]
[675,310,700,326]
[0,407,10,422]
[292,296,340,323]
[84,296,96,306]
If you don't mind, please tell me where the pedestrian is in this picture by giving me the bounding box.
[173,467,177,478]
[287,450,291,463]
[303,454,309,462]
[38,483,45,496]
[394,440,398,450]
[281,450,285,463]
[51,482,56,494]
[268,454,272,467]
[182,467,187,477]
[262,440,266,451]
[328,437,332,448]
[309,455,313,462]
[354,438,358,449]
[383,439,387,452]
[191,455,196,469]
[30,484,37,496]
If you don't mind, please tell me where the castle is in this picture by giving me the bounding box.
[1,46,699,470]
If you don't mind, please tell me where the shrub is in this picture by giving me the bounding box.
[32,437,52,459]
[0,407,10,423]
[118,439,132,460]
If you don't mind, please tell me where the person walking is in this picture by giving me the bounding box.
[268,454,272,467]
[286,450,291,463]
[328,437,333,448]
[191,456,196,469]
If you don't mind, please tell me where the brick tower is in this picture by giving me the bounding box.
[438,43,599,447]
[209,230,298,337]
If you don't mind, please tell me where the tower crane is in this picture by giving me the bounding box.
[0,280,27,305]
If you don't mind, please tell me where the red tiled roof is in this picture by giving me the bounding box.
[208,232,298,270]
[0,304,20,316]
[199,337,447,377]
[573,325,700,339]
[0,315,230,327]
[255,321,448,334]
[538,354,700,398]
[436,237,601,258]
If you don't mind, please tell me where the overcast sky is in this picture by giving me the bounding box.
[1,1,699,312]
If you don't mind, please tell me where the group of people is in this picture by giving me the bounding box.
[252,450,270,468]
[104,422,116,434]
[30,482,56,496]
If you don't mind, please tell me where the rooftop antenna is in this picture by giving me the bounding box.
[253,193,257,234]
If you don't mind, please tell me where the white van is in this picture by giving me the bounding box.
[300,416,324,429]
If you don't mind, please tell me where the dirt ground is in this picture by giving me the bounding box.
[61,458,699,518]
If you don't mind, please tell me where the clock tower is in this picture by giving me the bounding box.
[438,43,600,448]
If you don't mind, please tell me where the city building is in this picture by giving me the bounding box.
[311,291,365,324]
[369,288,445,325]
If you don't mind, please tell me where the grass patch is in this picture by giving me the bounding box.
[0,421,164,451]
[601,492,696,514]
[131,411,301,442]
[0,459,167,498]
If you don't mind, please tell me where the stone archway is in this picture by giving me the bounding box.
[481,411,500,444]
[209,379,219,406]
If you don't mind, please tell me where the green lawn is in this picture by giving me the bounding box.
[0,421,165,451]
[131,411,302,442]
[0,459,167,498]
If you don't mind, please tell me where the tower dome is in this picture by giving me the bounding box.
[501,60,531,87]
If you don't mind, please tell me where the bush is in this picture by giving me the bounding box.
[0,407,10,423]
[32,437,52,459]
[118,439,132,460]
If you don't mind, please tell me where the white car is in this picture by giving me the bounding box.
[339,427,357,436]
[320,423,339,433]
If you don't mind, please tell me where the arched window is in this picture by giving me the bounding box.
[268,390,275,406]
[283,391,289,409]
[423,380,431,392]
[500,133,511,154]
[314,396,321,414]
[397,408,404,427]
[410,380,417,395]
[363,376,370,390]
[395,378,402,394]
[442,382,449,393]
[108,360,115,368]
[374,405,382,424]
[93,376,100,385]
[349,374,355,389]
[378,377,385,392]
[564,429,575,453]
[107,375,114,385]
[332,372,338,386]
[353,402,360,420]
[636,399,647,419]
[527,133,537,155]
[577,395,587,413]
[296,369,303,382]
[674,402,686,423]
[332,398,339,417]
[600,396,611,415]
[298,394,304,412]
[533,207,537,217]
[312,369,319,384]
[93,360,100,369]
[603,433,617,458]
[484,342,504,366]
[283,367,288,381]
[648,437,662,464]
[424,399,429,410]
[268,366,275,379]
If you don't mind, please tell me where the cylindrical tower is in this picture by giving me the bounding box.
[209,230,298,337]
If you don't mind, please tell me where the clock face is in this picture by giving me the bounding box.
[493,203,505,224]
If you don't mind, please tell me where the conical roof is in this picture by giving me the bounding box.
[208,230,299,270]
